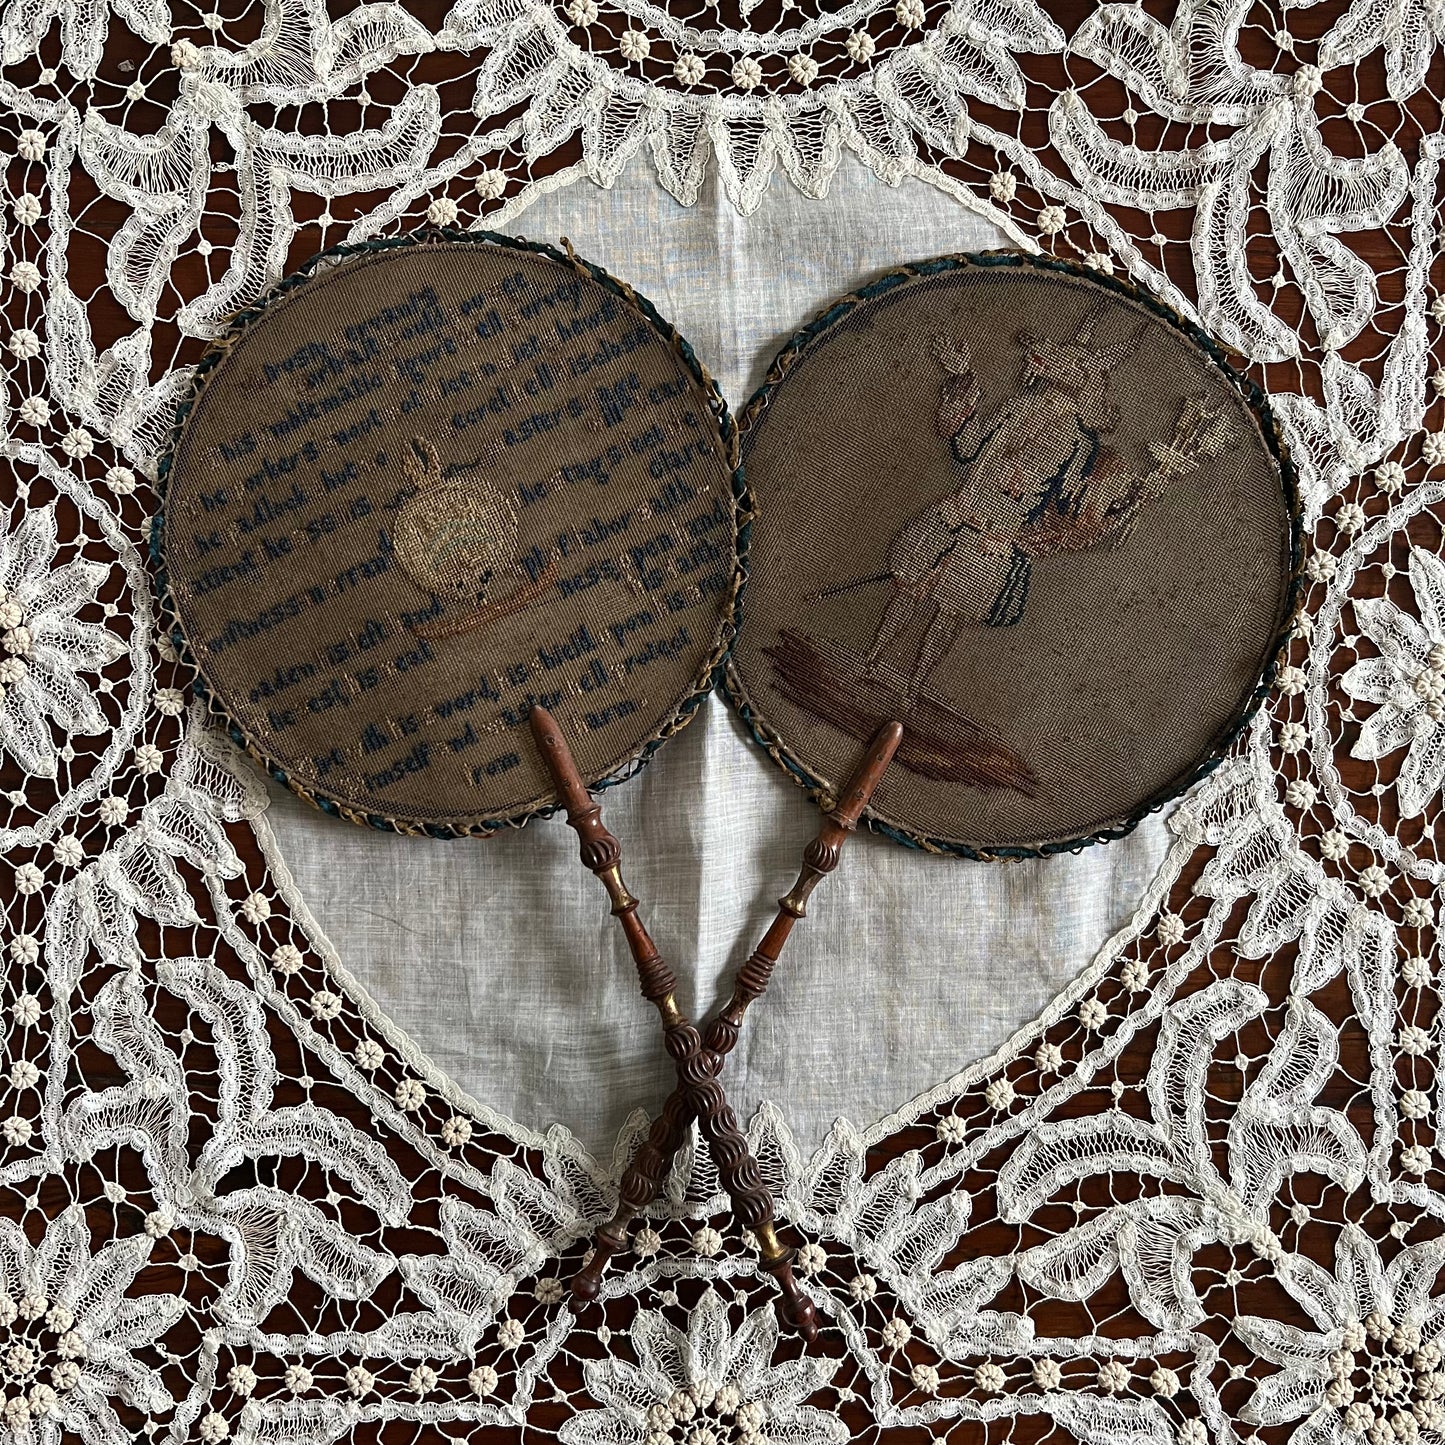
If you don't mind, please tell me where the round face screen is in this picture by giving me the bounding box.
[727,254,1297,857]
[158,234,743,835]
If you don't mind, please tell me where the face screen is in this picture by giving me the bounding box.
[159,237,743,834]
[728,256,1295,856]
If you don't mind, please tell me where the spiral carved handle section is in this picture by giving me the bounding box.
[658,1020,775,1231]
[544,709,901,1344]
[573,1020,783,1299]
[571,1088,694,1302]
[574,993,758,1302]
[668,1017,818,1342]
[671,1031,772,1226]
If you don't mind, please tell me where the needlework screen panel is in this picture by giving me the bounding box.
[159,236,742,834]
[731,258,1296,854]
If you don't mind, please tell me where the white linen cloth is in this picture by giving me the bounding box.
[262,154,1171,1160]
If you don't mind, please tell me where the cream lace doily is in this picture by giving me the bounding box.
[0,0,1441,1438]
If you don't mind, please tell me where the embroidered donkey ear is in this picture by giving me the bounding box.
[931,334,980,438]
[932,334,974,374]
[1072,299,1110,346]
[728,251,1297,859]
[1090,314,1153,370]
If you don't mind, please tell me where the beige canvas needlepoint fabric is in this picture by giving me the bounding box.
[159,235,742,835]
[262,159,1172,1160]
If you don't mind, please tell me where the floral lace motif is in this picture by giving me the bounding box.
[0,0,1441,1437]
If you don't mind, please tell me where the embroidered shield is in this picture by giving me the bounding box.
[727,254,1299,857]
[157,233,744,835]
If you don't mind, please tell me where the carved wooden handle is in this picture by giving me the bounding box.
[572,1087,695,1300]
[529,705,677,1008]
[529,703,794,1326]
[682,720,902,1340]
[562,997,797,1325]
[680,1042,820,1341]
[777,718,904,923]
[569,722,903,1337]
[571,1021,820,1329]
[708,719,906,1055]
[571,1013,739,1302]
[654,1008,820,1335]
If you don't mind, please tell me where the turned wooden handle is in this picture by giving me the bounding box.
[529,703,620,876]
[777,719,903,922]
[834,719,904,826]
[572,1088,695,1301]
[565,1007,792,1325]
[672,719,902,1342]
[571,722,903,1335]
[572,1009,743,1303]
[529,705,677,1007]
[571,1022,821,1336]
[652,1014,820,1334]
[712,719,906,1035]
[570,1062,818,1343]
[527,705,745,1310]
[522,769,790,1326]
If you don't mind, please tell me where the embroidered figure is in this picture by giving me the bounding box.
[393,436,519,597]
[843,307,1231,701]
[393,438,566,642]
[733,257,1292,847]
[763,300,1238,794]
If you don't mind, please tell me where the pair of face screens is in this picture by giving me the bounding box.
[157,233,1298,858]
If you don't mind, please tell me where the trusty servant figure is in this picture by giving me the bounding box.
[862,303,1228,701]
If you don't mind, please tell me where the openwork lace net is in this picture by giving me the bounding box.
[0,0,1441,1438]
